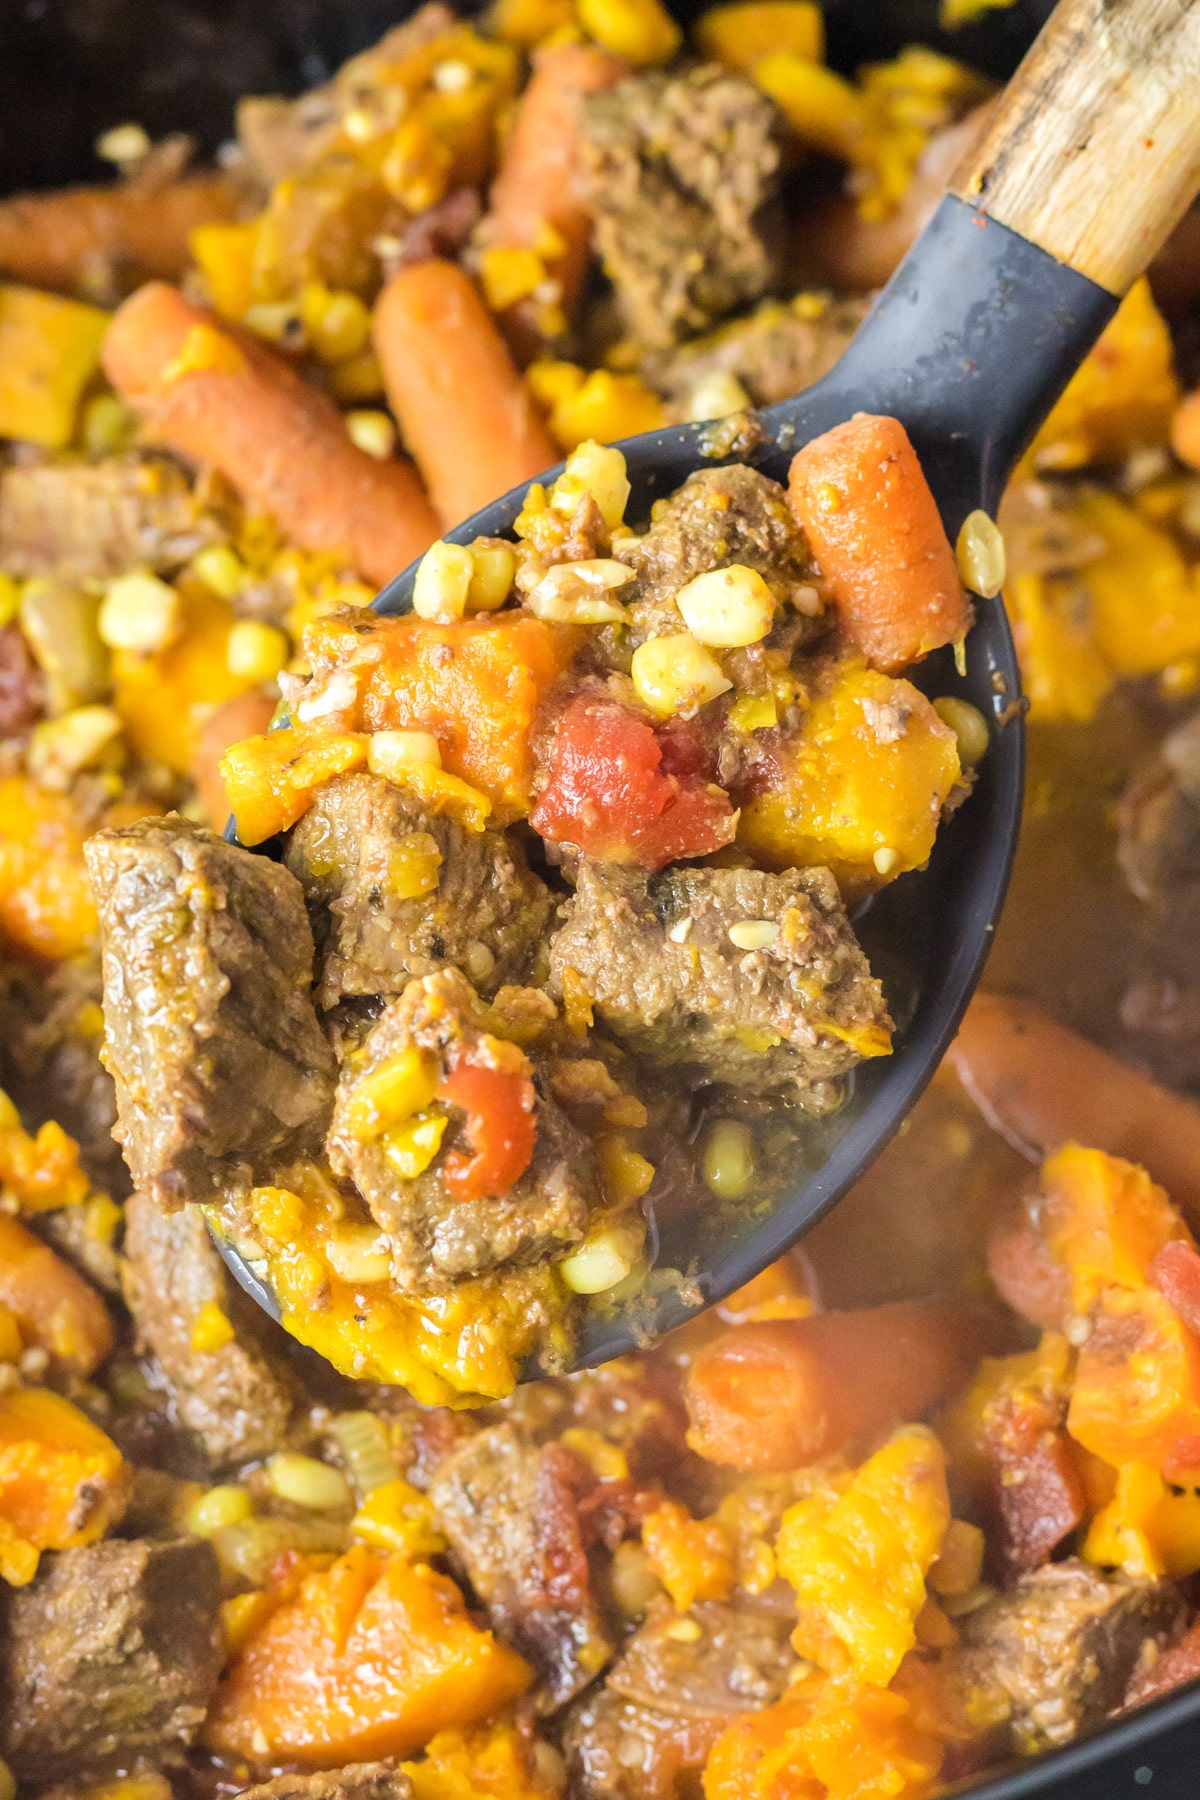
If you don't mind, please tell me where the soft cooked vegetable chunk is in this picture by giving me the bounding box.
[0,285,108,450]
[1068,1284,1200,1482]
[787,415,971,674]
[221,723,369,847]
[0,1213,114,1379]
[205,1545,531,1765]
[737,659,961,901]
[0,775,125,961]
[403,1724,554,1800]
[1040,1142,1189,1313]
[0,174,239,297]
[0,1389,128,1586]
[702,1680,943,1800]
[1031,279,1179,471]
[684,1305,979,1471]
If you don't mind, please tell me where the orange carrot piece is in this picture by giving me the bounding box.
[373,259,557,529]
[1171,384,1200,470]
[483,42,626,329]
[787,413,970,675]
[0,175,240,295]
[949,992,1200,1226]
[102,282,439,586]
[189,688,278,828]
[986,1205,1071,1332]
[683,1303,980,1472]
[0,1213,113,1379]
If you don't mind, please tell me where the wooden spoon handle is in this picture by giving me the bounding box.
[950,0,1200,294]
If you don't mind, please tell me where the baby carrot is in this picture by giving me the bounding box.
[102,283,439,587]
[683,1302,981,1471]
[373,259,558,530]
[986,1205,1072,1332]
[0,175,239,296]
[190,688,277,828]
[482,41,626,340]
[788,413,971,675]
[950,991,1200,1225]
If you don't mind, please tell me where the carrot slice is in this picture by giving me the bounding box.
[787,413,970,674]
[102,282,439,586]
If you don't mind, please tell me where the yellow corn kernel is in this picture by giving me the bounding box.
[753,54,870,160]
[368,730,443,776]
[98,573,182,654]
[466,541,516,613]
[526,558,634,624]
[190,1300,235,1354]
[382,1112,449,1180]
[265,1453,353,1513]
[480,245,548,312]
[0,1309,21,1365]
[189,544,247,601]
[302,285,371,363]
[242,301,306,351]
[347,1048,441,1140]
[0,284,108,450]
[551,439,631,530]
[352,1476,446,1556]
[220,1590,277,1658]
[631,632,732,718]
[560,1427,630,1482]
[186,1483,253,1537]
[675,564,776,647]
[346,409,397,460]
[527,357,586,411]
[932,696,989,767]
[249,1184,306,1243]
[163,321,248,382]
[325,1223,392,1286]
[190,221,259,321]
[486,0,576,45]
[328,348,385,404]
[599,1136,655,1204]
[226,620,289,684]
[413,539,475,621]
[560,1225,642,1294]
[546,369,665,452]
[578,0,681,63]
[686,370,752,423]
[27,705,123,786]
[696,1,823,72]
[381,117,454,212]
[702,1119,755,1200]
[388,831,443,900]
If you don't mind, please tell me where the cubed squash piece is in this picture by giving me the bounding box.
[0,1387,128,1585]
[204,1544,531,1764]
[220,724,368,845]
[1042,1143,1189,1314]
[1004,571,1114,725]
[0,284,108,449]
[696,1,824,71]
[737,658,959,901]
[0,1211,115,1378]
[1064,489,1200,678]
[113,582,260,777]
[641,1499,734,1612]
[1030,279,1179,471]
[1068,1285,1200,1483]
[402,1723,555,1800]
[703,1679,942,1800]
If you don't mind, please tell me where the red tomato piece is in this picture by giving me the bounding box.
[1151,1239,1200,1338]
[529,695,736,871]
[437,1063,537,1204]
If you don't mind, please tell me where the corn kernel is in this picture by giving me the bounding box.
[929,1519,985,1597]
[551,440,630,531]
[329,349,385,404]
[28,705,123,786]
[675,564,776,647]
[81,392,136,456]
[383,1111,449,1180]
[599,1136,655,1203]
[560,1226,641,1294]
[186,1483,253,1537]
[413,539,475,621]
[243,302,307,352]
[98,572,182,654]
[190,1300,235,1353]
[932,696,989,767]
[467,540,516,613]
[481,246,548,312]
[527,558,634,624]
[686,370,752,422]
[631,633,732,718]
[352,1477,445,1556]
[325,1223,392,1285]
[226,620,289,684]
[702,1119,755,1199]
[956,508,1007,598]
[381,117,453,213]
[303,286,370,363]
[190,544,246,601]
[527,358,587,410]
[96,121,151,164]
[872,846,901,876]
[578,0,681,64]
[346,1047,440,1139]
[346,409,397,460]
[220,1590,277,1657]
[728,919,780,951]
[368,730,443,776]
[265,1453,354,1512]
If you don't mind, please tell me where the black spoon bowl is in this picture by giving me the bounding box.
[217,0,1200,1373]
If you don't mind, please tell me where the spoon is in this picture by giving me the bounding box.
[218,0,1200,1375]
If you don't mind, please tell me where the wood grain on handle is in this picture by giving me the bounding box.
[950,0,1200,294]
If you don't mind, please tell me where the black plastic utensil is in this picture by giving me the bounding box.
[217,0,1200,1373]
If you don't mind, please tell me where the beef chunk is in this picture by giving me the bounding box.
[285,772,552,1009]
[1120,712,1200,903]
[85,816,337,1207]
[645,293,870,415]
[0,453,225,581]
[429,1421,613,1708]
[0,1537,222,1783]
[328,970,598,1288]
[550,861,891,1095]
[563,1593,795,1797]
[122,1189,301,1468]
[614,464,820,646]
[580,66,782,349]
[0,950,122,1193]
[238,1767,413,1800]
[954,1559,1186,1752]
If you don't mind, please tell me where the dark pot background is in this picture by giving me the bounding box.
[2,0,1200,1792]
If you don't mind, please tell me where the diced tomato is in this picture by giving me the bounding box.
[982,1394,1085,1575]
[437,1063,537,1204]
[529,695,736,871]
[1152,1239,1200,1338]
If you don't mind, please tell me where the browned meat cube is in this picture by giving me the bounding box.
[550,861,891,1096]
[428,1421,613,1708]
[237,1768,413,1800]
[85,816,337,1207]
[0,1537,222,1783]
[121,1190,301,1469]
[0,452,225,581]
[328,969,599,1288]
[615,464,821,647]
[563,1593,795,1796]
[954,1559,1186,1753]
[580,66,783,350]
[285,772,553,1010]
[645,294,871,417]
